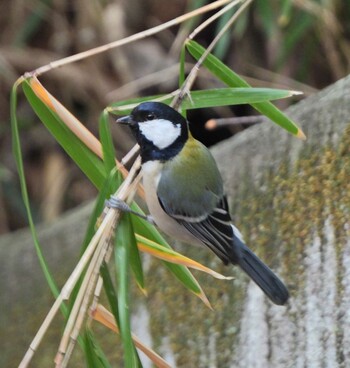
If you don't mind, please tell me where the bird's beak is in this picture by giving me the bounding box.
[116,115,131,125]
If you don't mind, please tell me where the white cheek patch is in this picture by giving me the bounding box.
[139,119,181,149]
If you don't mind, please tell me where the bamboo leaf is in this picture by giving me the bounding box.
[136,234,233,280]
[182,87,301,108]
[115,213,141,367]
[118,204,145,293]
[129,233,146,294]
[11,81,62,304]
[22,80,106,189]
[81,168,123,253]
[83,329,112,368]
[186,40,306,139]
[68,169,123,312]
[108,88,299,115]
[99,110,117,175]
[92,304,171,368]
[131,214,211,308]
[100,262,120,328]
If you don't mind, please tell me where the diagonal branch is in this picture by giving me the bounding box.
[172,0,253,110]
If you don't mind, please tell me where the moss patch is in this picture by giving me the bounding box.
[144,124,350,366]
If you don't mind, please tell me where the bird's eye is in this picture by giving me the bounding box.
[145,113,155,121]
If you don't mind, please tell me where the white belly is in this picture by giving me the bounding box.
[142,161,201,246]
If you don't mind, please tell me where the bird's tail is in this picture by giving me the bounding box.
[233,237,289,305]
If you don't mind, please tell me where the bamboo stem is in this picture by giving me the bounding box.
[172,0,253,110]
[22,0,232,78]
[56,157,142,367]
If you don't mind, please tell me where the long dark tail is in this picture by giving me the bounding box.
[233,237,289,305]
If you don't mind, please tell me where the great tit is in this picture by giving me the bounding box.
[114,101,289,305]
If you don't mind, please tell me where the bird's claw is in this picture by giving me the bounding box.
[105,196,155,225]
[105,196,131,213]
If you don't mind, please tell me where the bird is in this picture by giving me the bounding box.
[112,101,289,305]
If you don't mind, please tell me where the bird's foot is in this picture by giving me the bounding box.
[106,196,132,213]
[106,196,155,225]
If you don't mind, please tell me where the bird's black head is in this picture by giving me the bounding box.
[116,102,189,162]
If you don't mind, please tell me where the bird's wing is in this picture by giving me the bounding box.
[157,168,239,264]
[156,141,240,263]
[180,197,240,264]
[158,188,238,264]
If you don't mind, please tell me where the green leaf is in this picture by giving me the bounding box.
[113,202,145,293]
[68,169,123,313]
[13,77,89,357]
[187,40,242,86]
[136,233,232,280]
[129,229,145,293]
[109,88,298,115]
[99,110,117,175]
[131,213,208,302]
[100,262,120,328]
[182,87,299,108]
[186,40,305,139]
[22,80,106,189]
[83,329,112,368]
[115,213,141,367]
[80,168,123,255]
[11,81,62,304]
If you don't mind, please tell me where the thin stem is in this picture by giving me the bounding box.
[88,246,114,326]
[121,144,140,167]
[172,0,253,110]
[188,0,241,40]
[55,220,115,367]
[205,115,264,130]
[21,0,232,78]
[55,156,142,367]
[106,63,193,100]
[19,156,142,368]
[18,209,113,367]
[59,232,114,368]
